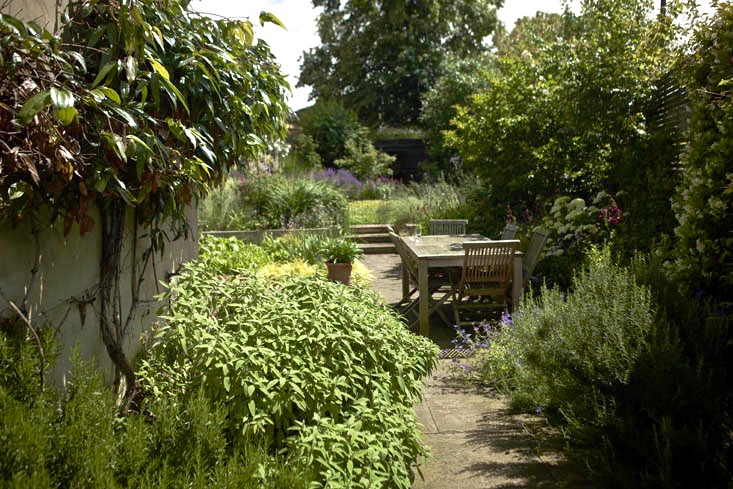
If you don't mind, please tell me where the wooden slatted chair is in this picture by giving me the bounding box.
[452,240,519,325]
[429,219,468,235]
[389,231,454,328]
[500,223,519,240]
[523,228,548,287]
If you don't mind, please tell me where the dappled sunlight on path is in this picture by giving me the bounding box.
[412,361,575,489]
[362,252,588,489]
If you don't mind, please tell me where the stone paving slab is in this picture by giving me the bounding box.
[362,253,583,489]
[412,362,566,489]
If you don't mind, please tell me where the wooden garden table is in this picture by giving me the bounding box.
[400,234,523,337]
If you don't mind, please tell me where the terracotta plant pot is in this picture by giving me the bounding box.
[326,262,353,285]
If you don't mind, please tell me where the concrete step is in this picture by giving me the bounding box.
[359,242,396,254]
[350,224,394,235]
[348,232,394,244]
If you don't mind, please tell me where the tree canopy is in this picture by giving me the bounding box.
[298,0,503,126]
[443,0,680,224]
[493,11,576,56]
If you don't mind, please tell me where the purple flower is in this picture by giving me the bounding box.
[501,312,512,326]
[313,168,363,189]
[459,364,471,372]
[535,404,543,414]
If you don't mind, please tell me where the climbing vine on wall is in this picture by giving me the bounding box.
[0,0,290,410]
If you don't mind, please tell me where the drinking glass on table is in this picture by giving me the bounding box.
[415,224,422,242]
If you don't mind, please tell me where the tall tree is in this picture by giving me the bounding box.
[444,0,681,228]
[298,0,503,126]
[493,11,576,56]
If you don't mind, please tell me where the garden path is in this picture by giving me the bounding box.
[361,253,580,489]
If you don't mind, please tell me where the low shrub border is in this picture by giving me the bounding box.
[202,226,341,245]
[140,243,439,488]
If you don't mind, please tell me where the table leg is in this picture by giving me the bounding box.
[418,260,430,337]
[401,259,409,300]
[512,256,522,312]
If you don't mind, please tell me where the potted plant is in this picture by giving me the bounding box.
[320,237,363,285]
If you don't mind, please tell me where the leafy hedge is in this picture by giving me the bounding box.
[140,248,439,488]
[671,3,733,302]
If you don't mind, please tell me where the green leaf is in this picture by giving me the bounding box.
[159,76,189,114]
[92,61,116,88]
[259,11,286,29]
[150,75,161,107]
[98,87,121,104]
[166,119,185,142]
[182,126,197,148]
[147,57,170,81]
[54,107,78,125]
[224,376,231,392]
[94,173,111,193]
[88,89,105,103]
[8,182,24,200]
[112,107,137,128]
[0,15,24,34]
[150,25,165,50]
[124,55,138,82]
[67,51,87,73]
[232,21,254,46]
[199,145,216,164]
[50,87,75,109]
[127,134,153,154]
[18,91,50,125]
[136,157,146,181]
[114,176,136,205]
[102,131,127,163]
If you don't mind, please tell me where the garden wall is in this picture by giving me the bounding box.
[1,0,67,32]
[0,207,198,384]
[0,0,199,385]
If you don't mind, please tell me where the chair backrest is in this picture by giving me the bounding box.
[457,240,519,299]
[500,223,519,240]
[429,219,468,235]
[389,231,419,285]
[523,228,549,277]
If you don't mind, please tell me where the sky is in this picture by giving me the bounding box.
[190,0,711,112]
